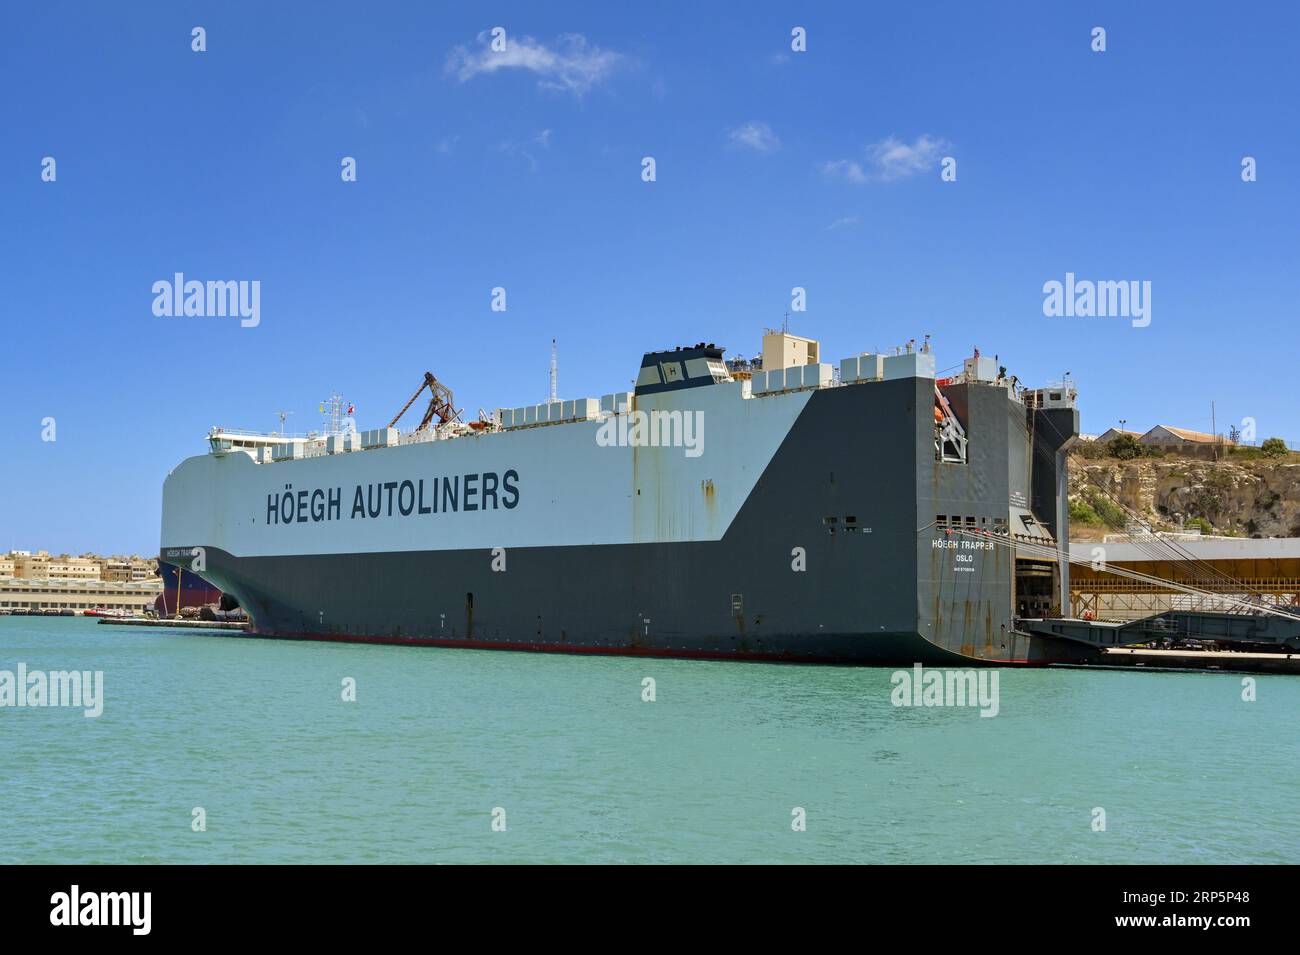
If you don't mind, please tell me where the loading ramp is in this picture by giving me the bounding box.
[1018,610,1300,652]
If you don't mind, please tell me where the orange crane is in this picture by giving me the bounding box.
[389,371,459,433]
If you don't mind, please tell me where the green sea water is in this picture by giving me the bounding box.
[1,616,1296,864]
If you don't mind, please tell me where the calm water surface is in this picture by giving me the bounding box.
[2,617,1296,864]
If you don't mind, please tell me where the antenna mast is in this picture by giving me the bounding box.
[274,410,293,436]
[549,338,558,402]
[320,392,347,437]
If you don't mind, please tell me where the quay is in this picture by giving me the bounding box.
[1094,646,1300,674]
[96,617,248,632]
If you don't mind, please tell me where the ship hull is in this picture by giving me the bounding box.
[238,628,965,665]
[155,562,222,616]
[160,373,1083,666]
[185,544,985,665]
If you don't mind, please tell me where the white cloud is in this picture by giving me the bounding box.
[819,159,867,184]
[821,134,951,185]
[826,215,861,231]
[728,121,780,153]
[445,32,625,96]
[496,129,553,172]
[867,134,950,181]
[435,134,459,154]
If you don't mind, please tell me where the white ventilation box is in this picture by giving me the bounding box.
[753,364,831,393]
[883,352,936,380]
[273,442,303,461]
[797,363,833,388]
[841,353,885,383]
[361,427,399,449]
[600,392,633,414]
[750,370,778,394]
[963,355,998,382]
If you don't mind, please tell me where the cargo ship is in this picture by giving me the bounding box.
[154,562,223,617]
[158,330,1108,665]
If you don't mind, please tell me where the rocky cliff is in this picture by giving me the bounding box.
[1068,456,1300,539]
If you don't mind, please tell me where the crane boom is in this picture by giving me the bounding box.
[389,371,458,432]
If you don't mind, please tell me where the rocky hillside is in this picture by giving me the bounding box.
[1068,456,1300,539]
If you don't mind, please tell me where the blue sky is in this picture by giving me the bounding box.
[3,1,1298,556]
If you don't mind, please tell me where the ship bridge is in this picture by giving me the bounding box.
[635,344,731,396]
[208,428,310,454]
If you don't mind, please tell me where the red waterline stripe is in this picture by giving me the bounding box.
[235,628,1047,666]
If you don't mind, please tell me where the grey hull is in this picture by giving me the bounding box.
[165,383,1084,666]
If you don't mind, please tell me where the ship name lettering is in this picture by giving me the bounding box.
[272,471,522,525]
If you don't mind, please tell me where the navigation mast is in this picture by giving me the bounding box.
[549,338,558,402]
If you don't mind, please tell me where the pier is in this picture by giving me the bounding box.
[96,617,248,632]
[1045,647,1300,675]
